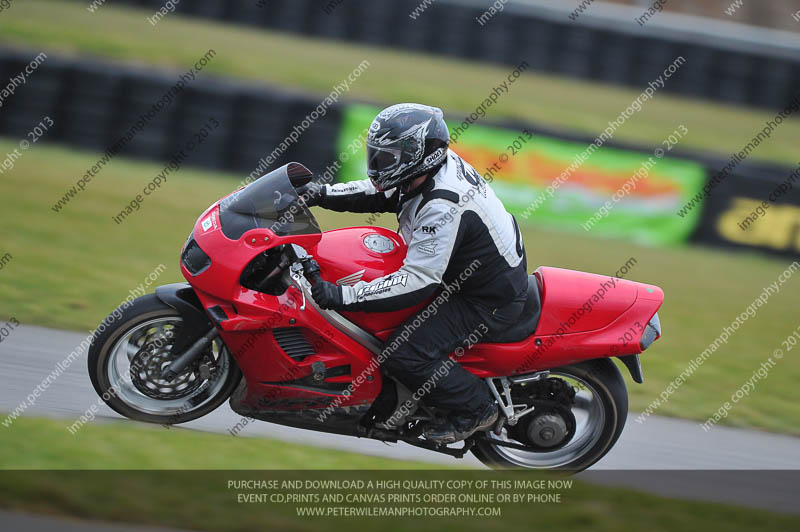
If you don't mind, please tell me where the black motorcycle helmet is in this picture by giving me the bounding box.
[366,103,449,191]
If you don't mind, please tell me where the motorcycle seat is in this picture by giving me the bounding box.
[483,274,542,344]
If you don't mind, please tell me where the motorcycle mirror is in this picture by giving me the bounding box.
[286,162,313,188]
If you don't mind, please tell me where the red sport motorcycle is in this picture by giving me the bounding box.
[88,162,663,471]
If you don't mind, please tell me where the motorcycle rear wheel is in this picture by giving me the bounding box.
[472,359,628,472]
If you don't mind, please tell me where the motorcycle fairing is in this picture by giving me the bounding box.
[178,164,663,429]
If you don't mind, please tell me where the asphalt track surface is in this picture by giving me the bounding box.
[1,325,798,514]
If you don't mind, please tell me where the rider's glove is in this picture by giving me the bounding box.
[296,182,325,208]
[311,280,344,310]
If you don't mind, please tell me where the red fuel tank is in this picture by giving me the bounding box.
[312,227,428,337]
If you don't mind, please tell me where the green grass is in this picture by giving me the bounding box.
[1,417,797,532]
[1,139,798,436]
[0,416,436,469]
[1,0,798,166]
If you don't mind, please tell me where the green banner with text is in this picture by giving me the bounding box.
[336,104,706,246]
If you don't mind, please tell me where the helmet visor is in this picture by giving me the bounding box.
[366,142,402,175]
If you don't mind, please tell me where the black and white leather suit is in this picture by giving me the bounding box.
[320,150,528,414]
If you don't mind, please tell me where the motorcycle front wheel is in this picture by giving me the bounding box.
[472,358,628,472]
[88,294,241,425]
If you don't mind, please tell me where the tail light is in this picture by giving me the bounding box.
[640,313,662,351]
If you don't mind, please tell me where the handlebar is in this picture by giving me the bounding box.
[300,257,323,285]
[281,245,323,286]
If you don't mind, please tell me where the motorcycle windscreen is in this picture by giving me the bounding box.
[219,163,321,240]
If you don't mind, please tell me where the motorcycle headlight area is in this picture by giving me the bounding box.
[181,235,211,275]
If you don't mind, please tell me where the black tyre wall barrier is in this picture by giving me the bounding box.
[107,0,800,110]
[0,50,342,180]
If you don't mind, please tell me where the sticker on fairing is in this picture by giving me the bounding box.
[337,269,365,286]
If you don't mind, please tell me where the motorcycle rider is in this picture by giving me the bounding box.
[299,103,528,444]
